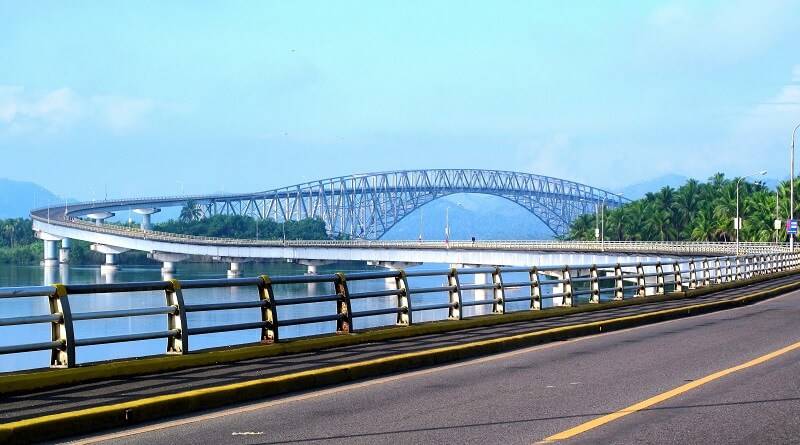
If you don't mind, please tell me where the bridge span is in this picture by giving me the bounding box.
[28,168,788,276]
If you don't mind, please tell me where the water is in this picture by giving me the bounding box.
[0,254,667,373]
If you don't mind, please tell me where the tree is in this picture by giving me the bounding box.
[179,200,203,222]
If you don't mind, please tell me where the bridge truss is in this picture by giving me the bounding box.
[192,169,625,238]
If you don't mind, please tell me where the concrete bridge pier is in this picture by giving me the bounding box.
[59,238,71,264]
[36,232,62,267]
[86,212,114,226]
[59,263,70,284]
[43,264,59,286]
[295,259,333,275]
[91,244,130,274]
[452,264,491,315]
[150,252,191,277]
[133,208,160,231]
[214,257,253,278]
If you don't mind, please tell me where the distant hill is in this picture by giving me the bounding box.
[383,194,555,240]
[0,179,63,218]
[618,174,689,199]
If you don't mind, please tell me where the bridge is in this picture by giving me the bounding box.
[28,168,789,276]
[33,169,627,239]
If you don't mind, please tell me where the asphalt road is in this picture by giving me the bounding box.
[6,274,794,423]
[71,285,800,444]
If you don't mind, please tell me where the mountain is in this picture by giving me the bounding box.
[618,174,689,200]
[382,194,555,240]
[0,179,63,218]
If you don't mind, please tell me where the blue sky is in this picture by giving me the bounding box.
[1,1,799,200]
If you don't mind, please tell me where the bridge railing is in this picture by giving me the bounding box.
[30,215,790,255]
[1,252,798,372]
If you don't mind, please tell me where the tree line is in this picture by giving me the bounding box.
[0,210,331,264]
[567,173,798,242]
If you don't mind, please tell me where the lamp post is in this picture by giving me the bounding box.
[736,170,767,255]
[791,123,800,251]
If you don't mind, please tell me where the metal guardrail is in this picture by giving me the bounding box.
[31,214,790,256]
[1,253,797,370]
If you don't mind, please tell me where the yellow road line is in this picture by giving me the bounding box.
[544,338,800,442]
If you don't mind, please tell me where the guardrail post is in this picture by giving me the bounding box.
[563,266,574,307]
[49,284,75,368]
[258,275,277,342]
[725,258,733,282]
[734,257,741,281]
[334,272,353,333]
[395,270,412,326]
[448,268,462,320]
[491,267,505,314]
[655,262,665,295]
[688,260,697,289]
[529,266,541,310]
[636,263,646,297]
[714,259,722,283]
[613,264,624,300]
[589,265,600,303]
[701,259,710,286]
[166,279,188,354]
[673,262,683,292]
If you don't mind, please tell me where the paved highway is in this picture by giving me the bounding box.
[6,274,794,423]
[71,286,800,444]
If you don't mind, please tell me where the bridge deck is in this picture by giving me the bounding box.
[0,275,794,424]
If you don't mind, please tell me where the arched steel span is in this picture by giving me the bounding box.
[34,169,626,239]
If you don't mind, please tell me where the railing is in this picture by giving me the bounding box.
[1,253,798,371]
[30,215,790,255]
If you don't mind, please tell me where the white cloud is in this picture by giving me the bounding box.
[0,87,82,131]
[0,86,161,134]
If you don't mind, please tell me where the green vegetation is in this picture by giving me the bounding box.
[567,174,793,242]
[0,212,331,265]
[157,213,330,240]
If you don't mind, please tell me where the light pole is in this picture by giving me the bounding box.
[736,170,767,255]
[791,123,800,251]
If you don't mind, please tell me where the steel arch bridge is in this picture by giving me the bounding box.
[187,169,625,238]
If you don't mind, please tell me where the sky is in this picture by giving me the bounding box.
[1,1,799,200]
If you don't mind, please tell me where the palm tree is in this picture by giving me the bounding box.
[179,200,203,222]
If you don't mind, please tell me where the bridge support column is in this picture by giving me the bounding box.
[453,264,490,315]
[59,238,71,264]
[151,252,191,278]
[134,208,161,231]
[43,239,59,268]
[162,261,176,274]
[36,232,62,268]
[212,256,253,277]
[101,254,119,274]
[86,212,114,226]
[91,244,129,274]
[295,259,333,275]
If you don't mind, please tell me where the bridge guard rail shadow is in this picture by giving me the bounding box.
[0,253,798,371]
